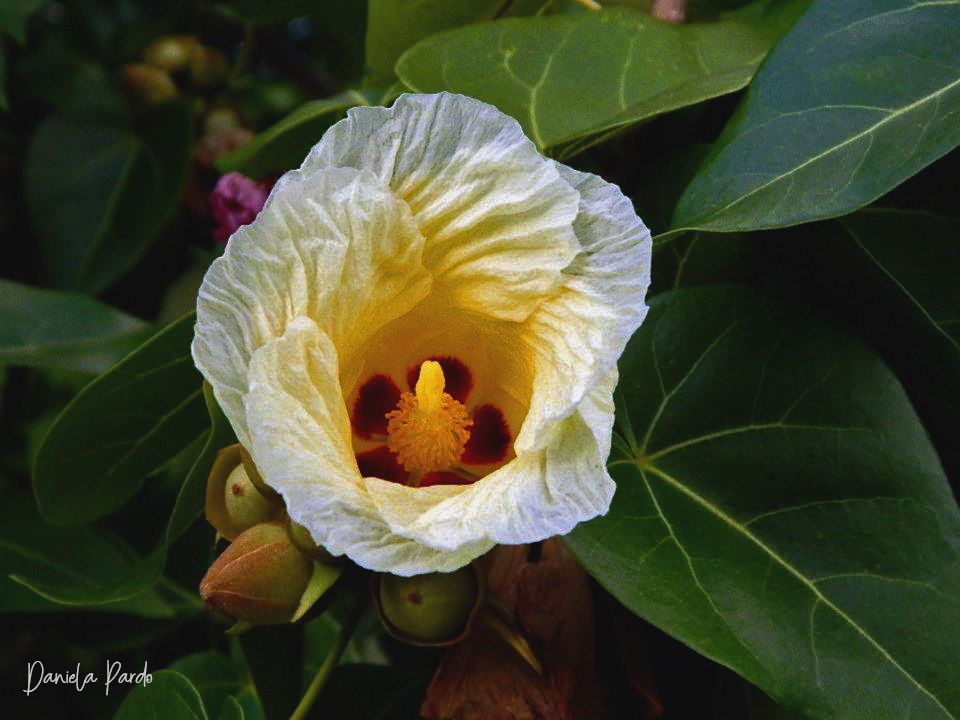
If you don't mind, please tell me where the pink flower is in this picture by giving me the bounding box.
[209,172,271,245]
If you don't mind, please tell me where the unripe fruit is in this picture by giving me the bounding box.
[121,64,177,108]
[200,523,313,625]
[374,565,483,645]
[142,35,198,73]
[206,444,281,540]
[204,105,243,135]
[224,463,276,530]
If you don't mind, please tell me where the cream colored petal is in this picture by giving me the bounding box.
[515,164,652,453]
[246,316,493,575]
[301,92,581,321]
[362,167,650,551]
[192,166,431,447]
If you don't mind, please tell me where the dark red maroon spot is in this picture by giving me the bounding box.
[356,445,408,484]
[462,404,511,465]
[407,356,473,403]
[419,471,475,488]
[351,374,401,438]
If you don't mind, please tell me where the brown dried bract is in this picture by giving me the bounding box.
[421,539,607,720]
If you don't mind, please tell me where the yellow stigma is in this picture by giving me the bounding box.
[386,361,472,473]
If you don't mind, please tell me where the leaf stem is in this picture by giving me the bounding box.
[288,591,368,720]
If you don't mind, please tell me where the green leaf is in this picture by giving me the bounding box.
[33,314,206,526]
[0,0,44,44]
[215,89,385,180]
[0,279,152,373]
[671,0,960,232]
[114,670,208,720]
[566,284,960,719]
[24,102,191,294]
[0,494,174,617]
[821,209,960,479]
[365,0,503,84]
[168,653,247,720]
[834,210,959,368]
[17,380,234,605]
[396,3,808,157]
[649,232,759,295]
[219,697,245,720]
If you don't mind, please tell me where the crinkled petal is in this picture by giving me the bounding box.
[360,168,650,553]
[193,166,431,447]
[516,164,651,452]
[302,93,581,321]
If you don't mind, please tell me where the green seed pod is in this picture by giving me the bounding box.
[372,564,484,646]
[206,444,281,540]
[200,523,313,625]
[286,519,338,562]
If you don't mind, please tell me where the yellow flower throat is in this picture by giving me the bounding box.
[386,361,472,473]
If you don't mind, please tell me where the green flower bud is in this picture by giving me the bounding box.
[142,35,199,73]
[200,523,313,625]
[206,444,281,540]
[286,519,338,562]
[373,565,484,646]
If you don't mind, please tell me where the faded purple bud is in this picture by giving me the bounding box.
[210,172,271,245]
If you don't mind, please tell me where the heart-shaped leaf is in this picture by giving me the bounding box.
[566,284,960,719]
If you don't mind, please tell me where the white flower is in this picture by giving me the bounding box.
[192,93,651,575]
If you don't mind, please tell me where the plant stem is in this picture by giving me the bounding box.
[288,592,368,720]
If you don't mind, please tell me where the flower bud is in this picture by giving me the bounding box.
[206,444,281,540]
[142,35,199,73]
[200,522,313,625]
[372,564,484,646]
[121,63,177,108]
[286,519,338,562]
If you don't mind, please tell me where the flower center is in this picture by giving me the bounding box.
[386,360,472,474]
